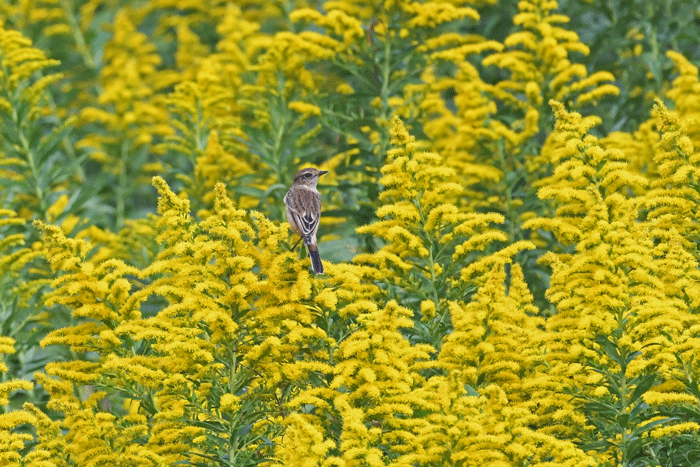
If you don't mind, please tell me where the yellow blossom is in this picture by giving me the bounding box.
[219,394,241,413]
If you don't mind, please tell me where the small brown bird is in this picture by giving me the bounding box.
[284,168,328,274]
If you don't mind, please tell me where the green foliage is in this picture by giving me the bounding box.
[574,335,700,467]
[563,0,700,132]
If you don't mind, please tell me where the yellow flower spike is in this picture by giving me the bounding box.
[666,51,700,150]
[642,100,700,246]
[292,7,365,46]
[161,77,253,211]
[359,116,529,315]
[420,299,437,320]
[403,2,480,29]
[288,100,322,117]
[485,0,618,119]
[219,394,241,413]
[0,30,59,88]
[0,336,16,357]
[525,81,543,105]
[526,101,646,245]
[34,220,91,273]
[75,9,174,184]
[519,98,700,443]
[32,177,355,463]
[303,300,438,464]
[277,413,337,466]
[314,288,338,309]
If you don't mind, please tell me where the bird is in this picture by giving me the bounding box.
[284,167,328,274]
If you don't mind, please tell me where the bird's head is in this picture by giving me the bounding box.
[293,168,328,187]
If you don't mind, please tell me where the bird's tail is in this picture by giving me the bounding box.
[306,243,324,275]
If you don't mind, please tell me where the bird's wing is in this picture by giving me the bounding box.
[286,189,321,239]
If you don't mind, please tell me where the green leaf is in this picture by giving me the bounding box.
[629,373,656,404]
[464,384,479,397]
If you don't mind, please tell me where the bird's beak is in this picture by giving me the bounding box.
[319,170,329,176]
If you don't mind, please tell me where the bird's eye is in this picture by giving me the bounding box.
[305,173,312,178]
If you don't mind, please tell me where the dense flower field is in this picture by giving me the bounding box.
[1,0,700,465]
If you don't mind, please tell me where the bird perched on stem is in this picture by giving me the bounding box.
[284,167,328,274]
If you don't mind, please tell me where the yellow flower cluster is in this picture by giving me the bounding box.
[0,25,64,219]
[1,0,700,465]
[666,51,700,149]
[76,10,173,168]
[440,265,542,400]
[408,0,621,221]
[0,210,41,283]
[16,174,382,464]
[357,116,533,289]
[0,28,60,110]
[485,0,618,108]
[0,337,57,467]
[522,100,700,453]
[7,102,699,464]
[644,100,700,245]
